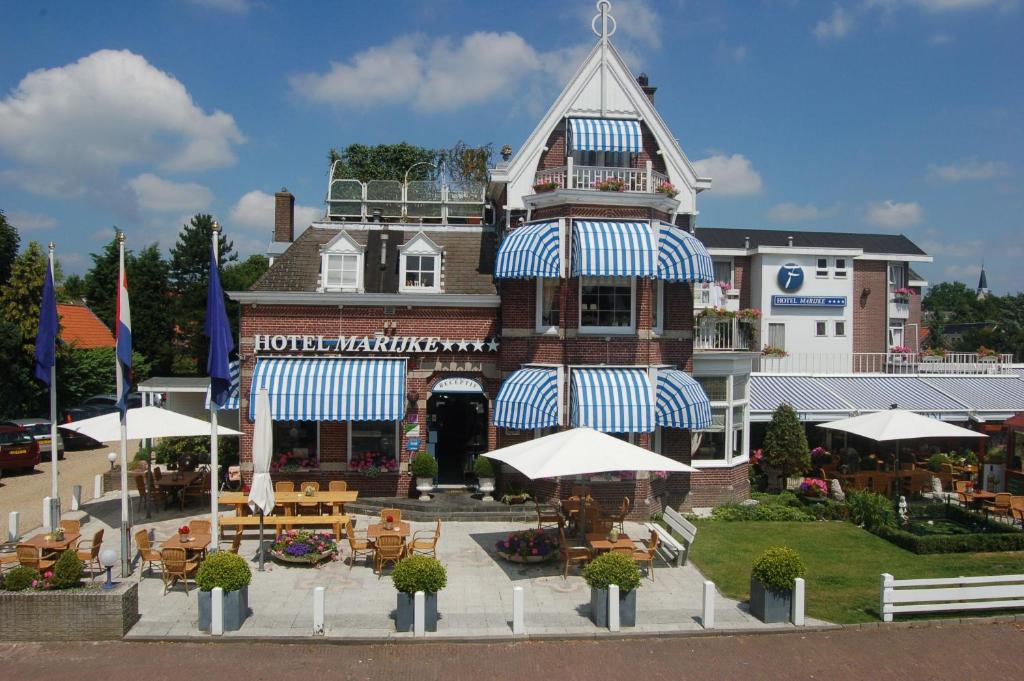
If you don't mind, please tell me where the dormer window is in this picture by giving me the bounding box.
[319,230,364,292]
[399,232,442,293]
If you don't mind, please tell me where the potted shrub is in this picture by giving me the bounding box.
[583,551,642,628]
[749,546,805,623]
[196,551,252,632]
[410,453,438,501]
[474,455,496,501]
[392,554,447,632]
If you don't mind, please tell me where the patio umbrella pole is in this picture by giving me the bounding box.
[258,511,265,571]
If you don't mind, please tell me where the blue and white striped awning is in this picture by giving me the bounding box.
[569,118,642,153]
[493,368,559,429]
[657,223,715,283]
[750,376,855,422]
[815,377,966,417]
[494,221,560,279]
[248,358,406,422]
[205,360,240,410]
[920,377,1024,417]
[656,370,712,430]
[570,368,653,433]
[571,221,656,277]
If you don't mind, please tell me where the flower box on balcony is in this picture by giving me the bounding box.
[655,181,679,198]
[593,179,626,192]
[532,181,559,193]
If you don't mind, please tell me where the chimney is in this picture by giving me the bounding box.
[637,73,657,103]
[744,235,751,249]
[274,187,295,243]
[787,234,794,247]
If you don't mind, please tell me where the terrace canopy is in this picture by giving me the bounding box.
[817,409,986,442]
[59,406,241,442]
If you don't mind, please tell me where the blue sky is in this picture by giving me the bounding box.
[0,0,1020,292]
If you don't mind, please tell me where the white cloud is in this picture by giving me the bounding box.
[128,173,213,213]
[909,0,1001,11]
[693,154,764,196]
[916,229,984,257]
[813,7,854,40]
[229,190,322,233]
[765,202,839,222]
[186,0,252,12]
[865,200,923,228]
[5,209,57,231]
[611,0,663,50]
[928,159,1011,182]
[928,33,953,44]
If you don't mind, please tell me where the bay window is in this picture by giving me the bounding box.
[579,276,635,333]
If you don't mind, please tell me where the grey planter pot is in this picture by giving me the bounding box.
[198,586,250,632]
[589,587,637,628]
[395,591,438,632]
[749,578,791,623]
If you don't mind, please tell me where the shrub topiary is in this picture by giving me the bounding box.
[392,555,447,594]
[846,490,895,530]
[195,551,252,592]
[3,566,40,591]
[410,453,439,479]
[751,546,805,592]
[473,455,495,478]
[49,549,84,589]
[582,551,642,592]
[762,404,810,483]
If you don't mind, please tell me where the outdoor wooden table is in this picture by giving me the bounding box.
[23,532,80,554]
[366,521,411,543]
[155,471,201,489]
[586,533,633,554]
[220,490,359,516]
[965,490,996,509]
[162,534,211,557]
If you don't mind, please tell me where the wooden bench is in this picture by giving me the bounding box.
[881,573,1024,622]
[645,507,697,567]
[219,514,349,539]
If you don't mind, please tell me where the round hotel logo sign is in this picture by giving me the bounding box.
[777,263,804,292]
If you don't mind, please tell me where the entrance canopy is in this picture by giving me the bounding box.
[60,406,241,442]
[249,357,406,421]
[818,409,987,442]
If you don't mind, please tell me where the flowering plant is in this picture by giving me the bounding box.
[976,346,998,358]
[270,450,319,473]
[495,529,559,560]
[699,306,736,319]
[892,287,913,297]
[652,470,668,480]
[890,345,912,354]
[349,450,398,475]
[655,181,679,197]
[761,345,788,358]
[178,525,190,536]
[271,529,338,561]
[923,347,947,358]
[532,180,559,193]
[30,570,56,590]
[593,178,625,192]
[385,514,395,524]
[718,281,733,292]
[810,446,831,464]
[798,477,829,498]
[751,448,764,464]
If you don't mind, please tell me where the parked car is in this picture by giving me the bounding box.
[2,418,65,460]
[0,424,41,477]
[60,392,143,449]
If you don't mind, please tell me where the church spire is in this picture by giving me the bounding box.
[977,262,989,300]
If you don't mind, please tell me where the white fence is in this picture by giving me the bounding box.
[533,158,669,194]
[880,573,1024,622]
[755,352,1015,375]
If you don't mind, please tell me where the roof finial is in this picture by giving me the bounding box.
[592,1,616,41]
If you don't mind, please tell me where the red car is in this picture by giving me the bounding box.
[0,424,41,477]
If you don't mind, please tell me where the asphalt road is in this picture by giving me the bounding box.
[1,623,1022,681]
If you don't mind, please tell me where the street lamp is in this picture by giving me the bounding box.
[107,452,117,470]
[99,549,119,590]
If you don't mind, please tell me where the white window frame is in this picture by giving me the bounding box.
[888,262,907,290]
[815,320,828,337]
[834,257,848,279]
[652,279,664,336]
[399,232,442,293]
[888,321,906,348]
[346,420,400,466]
[319,231,364,293]
[578,276,636,335]
[834,320,847,337]
[690,374,750,468]
[712,259,734,287]
[535,278,561,335]
[767,322,786,350]
[815,257,829,278]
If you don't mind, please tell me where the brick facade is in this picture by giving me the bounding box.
[853,260,888,354]
[0,581,139,640]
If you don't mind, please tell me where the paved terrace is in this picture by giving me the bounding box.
[65,492,826,639]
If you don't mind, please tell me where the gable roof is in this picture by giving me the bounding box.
[57,303,115,349]
[695,227,928,257]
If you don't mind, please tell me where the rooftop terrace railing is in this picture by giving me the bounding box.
[326,169,486,223]
[753,352,1016,375]
[533,158,670,194]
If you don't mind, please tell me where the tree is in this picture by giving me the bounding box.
[329,143,439,182]
[127,244,174,375]
[59,347,151,407]
[169,214,236,374]
[0,320,31,419]
[221,254,269,339]
[60,273,87,303]
[439,141,493,185]
[0,209,19,285]
[82,232,122,330]
[762,404,810,486]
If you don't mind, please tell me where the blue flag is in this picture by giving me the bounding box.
[204,244,235,408]
[34,259,58,385]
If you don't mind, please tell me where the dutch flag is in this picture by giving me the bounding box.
[115,242,132,418]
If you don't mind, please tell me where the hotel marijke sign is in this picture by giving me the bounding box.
[253,334,499,353]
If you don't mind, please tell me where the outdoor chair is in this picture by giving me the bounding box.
[181,472,208,510]
[188,519,211,536]
[1010,498,1024,528]
[160,547,199,595]
[536,501,563,530]
[274,481,295,515]
[134,474,167,514]
[608,497,630,533]
[152,467,163,482]
[219,528,243,554]
[221,465,242,491]
[75,529,104,579]
[328,480,348,514]
[59,519,81,535]
[408,520,441,558]
[345,520,373,570]
[134,529,162,579]
[633,531,659,581]
[297,481,320,515]
[380,508,402,524]
[16,545,56,572]
[558,526,590,579]
[569,485,589,500]
[373,534,405,576]
[983,493,1012,520]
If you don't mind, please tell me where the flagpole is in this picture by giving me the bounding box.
[116,231,131,578]
[209,221,221,547]
[47,243,59,507]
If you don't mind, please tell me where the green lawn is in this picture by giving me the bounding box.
[688,521,1024,624]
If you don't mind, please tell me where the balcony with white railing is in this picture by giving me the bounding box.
[753,352,1015,375]
[533,158,672,196]
[326,175,486,223]
[694,317,756,352]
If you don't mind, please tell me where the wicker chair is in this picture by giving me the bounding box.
[633,531,659,581]
[134,529,162,579]
[1011,497,1024,528]
[558,526,590,579]
[75,529,104,579]
[298,481,320,515]
[590,517,614,537]
[133,474,166,514]
[16,544,56,571]
[160,547,199,595]
[408,520,441,558]
[983,493,1012,520]
[535,501,563,530]
[346,520,373,570]
[219,528,243,554]
[380,508,402,524]
[608,497,630,533]
[188,519,211,536]
[181,471,208,510]
[328,480,348,514]
[374,534,405,576]
[59,519,81,535]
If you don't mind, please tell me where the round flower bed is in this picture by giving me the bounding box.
[269,530,338,565]
[495,529,559,563]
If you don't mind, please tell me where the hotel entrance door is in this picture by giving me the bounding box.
[427,381,488,485]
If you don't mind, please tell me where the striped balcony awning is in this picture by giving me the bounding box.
[494,221,561,279]
[205,360,240,410]
[657,223,715,283]
[570,367,653,433]
[248,357,406,422]
[493,368,559,429]
[656,370,712,430]
[568,118,643,153]
[571,221,656,277]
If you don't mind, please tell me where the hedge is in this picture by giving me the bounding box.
[872,505,1024,554]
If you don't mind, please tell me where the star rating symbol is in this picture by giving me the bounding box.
[441,339,454,352]
[456,340,469,352]
[486,338,500,352]
[471,340,485,352]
